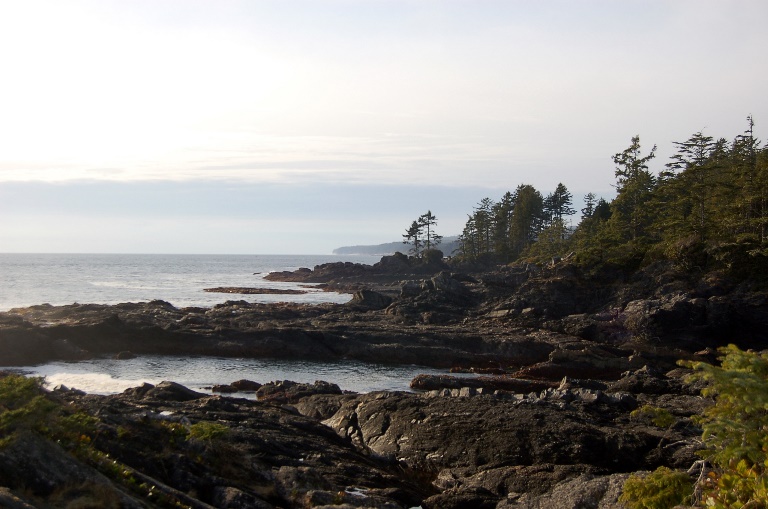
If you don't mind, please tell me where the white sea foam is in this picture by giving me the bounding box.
[5,355,454,395]
[42,372,155,394]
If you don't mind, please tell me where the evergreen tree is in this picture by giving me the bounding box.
[509,184,545,257]
[571,196,611,264]
[730,116,767,242]
[403,212,442,258]
[582,192,597,218]
[402,220,423,257]
[492,192,515,262]
[458,215,480,259]
[453,116,765,274]
[662,131,718,243]
[457,199,495,261]
[607,135,658,248]
[418,210,442,251]
[524,218,570,262]
[474,198,496,255]
[593,198,611,221]
[544,183,576,225]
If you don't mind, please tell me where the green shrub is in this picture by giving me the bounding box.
[683,344,768,508]
[188,421,229,442]
[622,345,768,508]
[620,467,693,509]
[630,405,676,429]
[0,374,97,449]
[0,375,58,445]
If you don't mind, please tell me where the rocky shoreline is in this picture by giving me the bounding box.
[203,287,310,295]
[1,254,767,507]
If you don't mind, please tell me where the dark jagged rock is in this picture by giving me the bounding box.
[256,380,343,404]
[1,371,708,508]
[422,485,499,509]
[0,488,37,509]
[114,350,136,359]
[2,256,767,506]
[410,374,555,393]
[0,379,432,508]
[211,383,238,393]
[204,287,308,295]
[3,259,766,372]
[348,289,393,310]
[231,379,262,391]
[145,381,206,402]
[497,473,631,508]
[305,388,700,508]
[211,379,263,394]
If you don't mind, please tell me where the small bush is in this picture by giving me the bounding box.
[188,421,229,442]
[622,346,768,508]
[0,375,58,445]
[630,405,676,429]
[620,467,693,509]
[0,374,97,449]
[683,345,768,508]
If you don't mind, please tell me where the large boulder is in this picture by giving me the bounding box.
[322,391,696,473]
[497,473,631,509]
[348,289,393,310]
[256,380,342,404]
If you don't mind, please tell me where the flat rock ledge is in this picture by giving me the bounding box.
[203,287,308,295]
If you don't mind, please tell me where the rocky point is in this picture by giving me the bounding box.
[0,254,766,507]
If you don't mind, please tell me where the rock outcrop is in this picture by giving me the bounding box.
[1,257,765,507]
[0,379,431,509]
[4,259,765,375]
[0,371,705,509]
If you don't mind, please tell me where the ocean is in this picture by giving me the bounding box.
[0,253,382,312]
[0,253,457,394]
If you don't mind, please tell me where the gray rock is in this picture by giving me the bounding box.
[499,473,631,509]
[350,289,393,310]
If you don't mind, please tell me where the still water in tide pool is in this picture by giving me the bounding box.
[5,355,460,395]
[0,253,463,395]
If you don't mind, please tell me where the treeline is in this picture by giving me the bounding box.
[457,116,768,278]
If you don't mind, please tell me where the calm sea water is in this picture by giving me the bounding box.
[0,253,382,311]
[0,253,455,394]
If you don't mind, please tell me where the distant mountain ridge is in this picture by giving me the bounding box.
[333,236,460,256]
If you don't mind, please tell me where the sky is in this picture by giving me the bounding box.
[0,0,766,254]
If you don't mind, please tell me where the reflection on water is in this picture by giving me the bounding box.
[5,355,459,396]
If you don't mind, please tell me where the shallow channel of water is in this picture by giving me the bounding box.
[2,355,468,396]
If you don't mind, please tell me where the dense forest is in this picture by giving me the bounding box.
[455,116,768,280]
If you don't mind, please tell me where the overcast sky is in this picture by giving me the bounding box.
[1,0,766,254]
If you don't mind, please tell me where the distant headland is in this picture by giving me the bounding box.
[333,235,460,256]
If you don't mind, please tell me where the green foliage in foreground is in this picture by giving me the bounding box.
[187,421,229,442]
[621,345,768,508]
[0,374,214,507]
[0,374,99,450]
[630,405,676,429]
[686,345,768,508]
[620,467,693,509]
